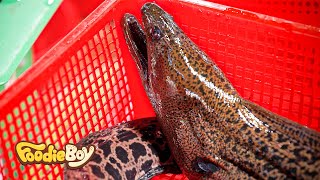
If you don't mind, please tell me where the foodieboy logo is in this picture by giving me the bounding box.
[15,141,95,169]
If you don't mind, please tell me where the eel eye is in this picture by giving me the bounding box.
[149,26,162,41]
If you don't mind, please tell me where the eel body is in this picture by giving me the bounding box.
[64,118,180,180]
[65,3,320,180]
[122,3,320,180]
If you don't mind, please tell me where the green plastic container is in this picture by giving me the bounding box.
[0,0,62,89]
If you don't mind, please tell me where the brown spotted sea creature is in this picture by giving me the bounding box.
[123,3,320,180]
[64,118,180,180]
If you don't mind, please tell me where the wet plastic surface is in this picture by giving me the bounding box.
[0,0,319,179]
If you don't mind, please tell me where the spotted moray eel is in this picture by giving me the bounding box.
[64,118,180,179]
[64,3,320,180]
[121,3,320,180]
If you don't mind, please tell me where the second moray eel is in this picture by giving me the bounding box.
[122,3,320,180]
[64,118,181,179]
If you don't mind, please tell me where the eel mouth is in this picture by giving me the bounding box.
[121,13,148,80]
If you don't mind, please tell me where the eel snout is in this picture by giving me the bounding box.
[121,13,148,80]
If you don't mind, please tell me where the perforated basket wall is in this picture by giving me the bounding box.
[207,0,320,27]
[0,0,319,179]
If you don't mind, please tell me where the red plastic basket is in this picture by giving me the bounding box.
[207,0,320,27]
[0,0,319,179]
[33,0,105,61]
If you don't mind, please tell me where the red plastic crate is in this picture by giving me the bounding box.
[33,0,105,61]
[207,0,320,27]
[0,0,319,179]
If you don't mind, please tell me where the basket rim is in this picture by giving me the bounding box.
[0,0,119,110]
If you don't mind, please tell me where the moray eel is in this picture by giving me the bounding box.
[64,118,180,179]
[122,3,320,180]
